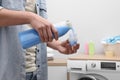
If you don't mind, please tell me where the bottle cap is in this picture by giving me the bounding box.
[66,20,72,28]
[54,20,72,29]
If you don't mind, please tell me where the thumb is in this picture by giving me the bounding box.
[61,40,69,46]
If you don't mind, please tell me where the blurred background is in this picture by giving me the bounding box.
[46,0,120,58]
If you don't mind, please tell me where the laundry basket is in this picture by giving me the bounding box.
[103,42,120,57]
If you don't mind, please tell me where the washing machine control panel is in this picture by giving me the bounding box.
[87,60,120,71]
[101,62,116,70]
[67,60,87,73]
[91,63,96,68]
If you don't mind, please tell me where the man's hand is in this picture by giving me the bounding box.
[56,40,80,54]
[47,40,80,55]
[29,13,58,42]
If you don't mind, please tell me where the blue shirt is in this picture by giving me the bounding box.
[0,0,48,80]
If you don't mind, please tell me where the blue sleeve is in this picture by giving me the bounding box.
[36,0,48,19]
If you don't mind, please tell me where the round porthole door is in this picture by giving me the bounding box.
[78,75,97,80]
[78,74,108,80]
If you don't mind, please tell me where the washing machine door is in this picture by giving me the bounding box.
[78,75,97,80]
[78,73,108,80]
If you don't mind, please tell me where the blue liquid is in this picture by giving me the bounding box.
[19,25,71,49]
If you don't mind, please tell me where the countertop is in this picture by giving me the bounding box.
[48,58,67,66]
[68,54,120,61]
[48,54,120,66]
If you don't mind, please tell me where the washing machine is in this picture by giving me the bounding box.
[67,60,120,80]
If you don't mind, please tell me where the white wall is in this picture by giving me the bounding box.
[46,0,120,58]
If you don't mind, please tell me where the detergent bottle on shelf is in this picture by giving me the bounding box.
[89,41,95,56]
[19,20,72,49]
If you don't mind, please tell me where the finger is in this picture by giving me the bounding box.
[76,44,80,49]
[38,28,45,42]
[66,44,73,54]
[46,26,53,42]
[42,27,49,42]
[73,44,80,53]
[57,45,70,55]
[61,40,69,47]
[62,44,69,54]
[72,45,77,53]
[51,25,58,40]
